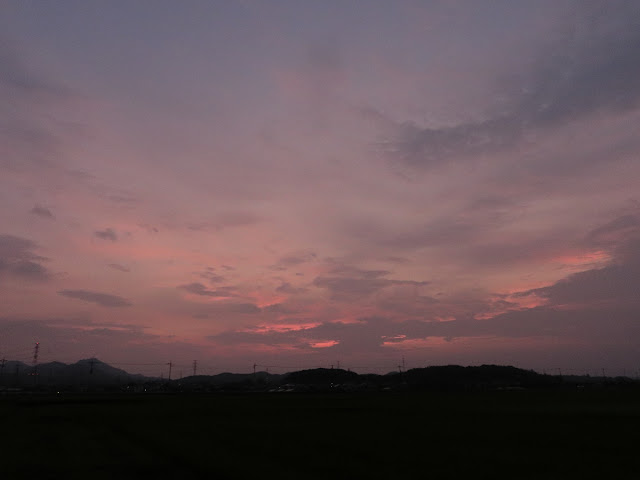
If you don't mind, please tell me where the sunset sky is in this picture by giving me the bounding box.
[2,1,640,376]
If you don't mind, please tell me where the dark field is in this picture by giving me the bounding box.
[2,390,640,479]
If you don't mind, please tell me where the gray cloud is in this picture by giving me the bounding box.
[192,302,261,318]
[162,288,263,320]
[0,234,50,281]
[30,205,54,219]
[138,223,159,234]
[178,282,237,297]
[519,211,640,306]
[94,228,118,242]
[210,294,640,357]
[262,303,301,314]
[187,211,260,232]
[529,262,640,307]
[342,195,578,270]
[325,263,390,278]
[270,250,317,271]
[342,210,502,252]
[380,255,410,264]
[198,267,226,284]
[0,235,41,260]
[0,39,73,173]
[209,317,427,352]
[388,219,483,250]
[458,232,579,269]
[211,211,640,356]
[275,282,308,295]
[58,289,133,307]
[10,260,50,279]
[104,191,138,205]
[0,40,69,96]
[384,2,640,167]
[518,0,640,125]
[179,282,215,296]
[313,264,428,301]
[108,263,130,273]
[586,213,640,249]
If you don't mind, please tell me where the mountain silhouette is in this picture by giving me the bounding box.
[284,368,359,385]
[1,359,633,393]
[0,358,150,388]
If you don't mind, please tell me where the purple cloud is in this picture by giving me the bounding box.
[58,289,133,307]
[30,205,54,219]
[94,228,118,242]
[0,234,50,281]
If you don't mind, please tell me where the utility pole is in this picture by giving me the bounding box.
[0,358,5,378]
[167,361,173,380]
[89,358,95,375]
[192,360,197,376]
[253,363,256,375]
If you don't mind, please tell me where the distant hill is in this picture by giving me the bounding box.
[2,359,635,393]
[277,365,561,391]
[401,365,560,390]
[0,358,151,388]
[284,368,359,385]
[177,371,283,390]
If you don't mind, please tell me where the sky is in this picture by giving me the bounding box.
[1,0,640,376]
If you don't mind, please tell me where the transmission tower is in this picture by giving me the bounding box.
[192,360,197,376]
[32,342,40,383]
[32,342,39,366]
[33,342,40,375]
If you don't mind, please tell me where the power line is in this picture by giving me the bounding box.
[0,347,37,358]
[109,363,167,366]
[255,364,327,370]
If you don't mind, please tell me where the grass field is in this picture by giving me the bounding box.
[2,389,639,479]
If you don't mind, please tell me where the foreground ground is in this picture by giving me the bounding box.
[2,389,639,479]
